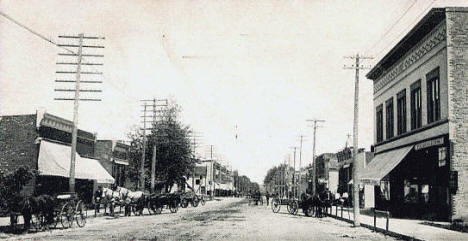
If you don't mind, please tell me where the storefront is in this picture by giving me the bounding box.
[363,135,451,220]
[37,139,114,203]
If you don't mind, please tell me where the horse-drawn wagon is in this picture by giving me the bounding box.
[248,193,264,206]
[146,192,181,214]
[10,192,87,232]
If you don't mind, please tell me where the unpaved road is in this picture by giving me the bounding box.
[2,198,398,240]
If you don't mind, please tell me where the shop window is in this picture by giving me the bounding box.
[386,98,394,139]
[411,80,422,130]
[404,180,419,203]
[397,89,407,135]
[427,67,440,124]
[376,104,383,143]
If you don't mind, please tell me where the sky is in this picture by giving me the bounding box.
[1,0,467,183]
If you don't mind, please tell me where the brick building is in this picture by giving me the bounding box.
[95,140,131,188]
[0,110,113,202]
[315,153,339,194]
[364,7,468,221]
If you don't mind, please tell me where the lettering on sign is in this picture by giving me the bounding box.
[414,137,444,151]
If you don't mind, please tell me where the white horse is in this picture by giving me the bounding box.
[100,187,122,216]
[115,186,147,216]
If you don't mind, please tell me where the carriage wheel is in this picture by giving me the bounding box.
[192,197,199,208]
[60,203,73,229]
[200,198,206,206]
[169,201,178,213]
[271,199,281,213]
[75,201,86,228]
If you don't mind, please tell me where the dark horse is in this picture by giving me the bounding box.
[9,194,56,231]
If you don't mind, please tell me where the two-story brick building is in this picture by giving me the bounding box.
[0,110,114,202]
[363,7,468,221]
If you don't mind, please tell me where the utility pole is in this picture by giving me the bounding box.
[141,98,168,193]
[298,135,306,196]
[189,131,202,193]
[290,147,297,199]
[140,102,149,191]
[55,34,104,193]
[151,99,168,193]
[306,119,325,196]
[344,53,373,227]
[210,145,214,198]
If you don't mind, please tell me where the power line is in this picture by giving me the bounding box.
[369,0,437,59]
[0,10,143,104]
[364,0,418,55]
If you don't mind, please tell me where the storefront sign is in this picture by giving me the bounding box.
[414,137,444,151]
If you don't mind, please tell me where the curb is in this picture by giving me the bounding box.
[326,213,424,241]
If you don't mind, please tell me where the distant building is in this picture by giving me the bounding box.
[185,158,209,195]
[364,7,468,221]
[95,140,131,188]
[336,147,373,196]
[0,110,113,203]
[315,153,339,194]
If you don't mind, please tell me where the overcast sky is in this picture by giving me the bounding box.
[1,0,466,183]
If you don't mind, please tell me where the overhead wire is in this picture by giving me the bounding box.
[369,0,437,61]
[0,10,142,103]
[364,0,418,55]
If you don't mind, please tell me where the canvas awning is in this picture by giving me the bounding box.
[38,140,114,183]
[361,145,413,185]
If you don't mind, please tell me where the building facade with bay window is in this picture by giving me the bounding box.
[364,7,468,221]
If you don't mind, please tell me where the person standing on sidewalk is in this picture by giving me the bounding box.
[265,191,270,206]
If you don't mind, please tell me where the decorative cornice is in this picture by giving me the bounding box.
[374,21,446,94]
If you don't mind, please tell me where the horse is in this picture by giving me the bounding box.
[99,187,122,216]
[114,186,147,216]
[8,194,56,231]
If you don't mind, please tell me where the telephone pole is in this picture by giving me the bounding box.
[55,34,104,193]
[210,145,214,197]
[344,53,373,227]
[298,135,306,195]
[306,119,325,196]
[189,131,202,193]
[292,147,297,199]
[141,98,168,193]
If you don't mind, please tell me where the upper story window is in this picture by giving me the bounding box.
[427,67,440,123]
[397,89,407,135]
[386,98,394,139]
[376,104,384,143]
[411,80,422,130]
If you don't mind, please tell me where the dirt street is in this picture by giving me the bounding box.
[2,198,398,241]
